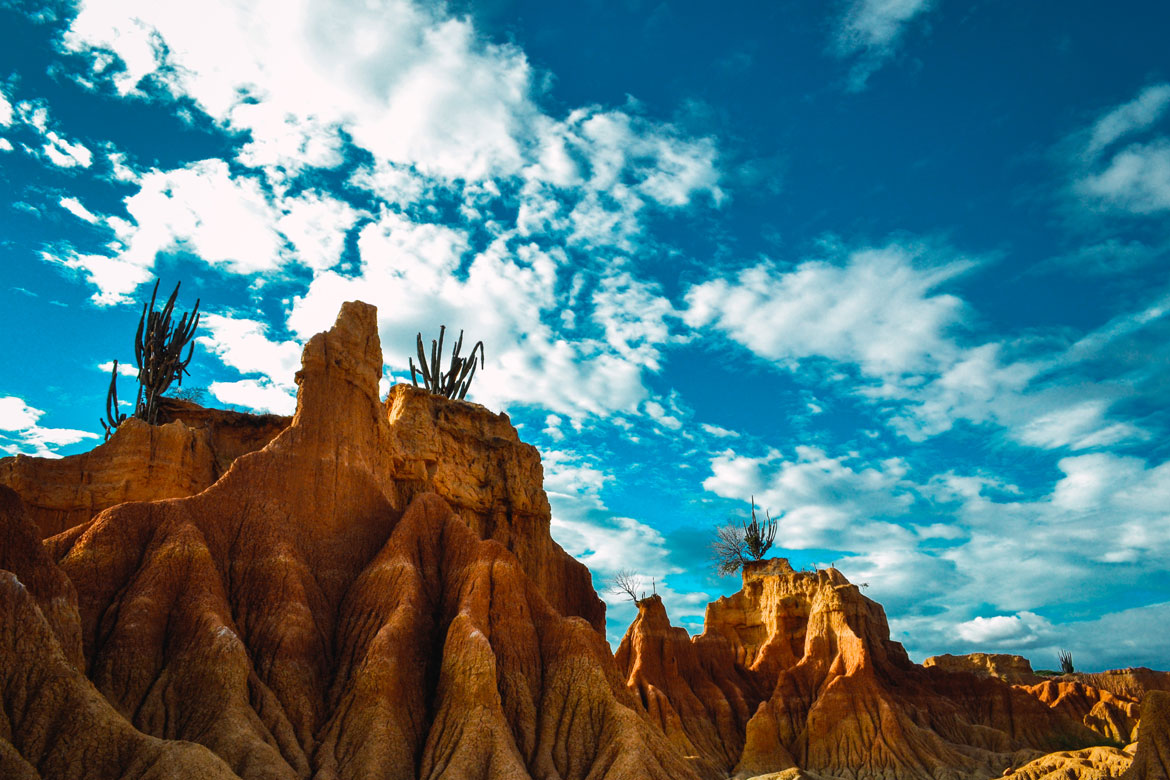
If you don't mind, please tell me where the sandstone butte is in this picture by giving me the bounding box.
[0,299,1167,780]
[616,559,1170,780]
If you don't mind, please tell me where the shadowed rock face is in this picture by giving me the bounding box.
[0,398,289,538]
[0,301,684,780]
[618,559,1105,780]
[1122,691,1170,780]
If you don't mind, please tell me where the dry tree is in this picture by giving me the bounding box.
[610,569,645,603]
[101,280,201,439]
[712,496,779,575]
[409,325,485,400]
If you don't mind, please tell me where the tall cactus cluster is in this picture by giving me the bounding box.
[101,280,201,439]
[409,325,485,400]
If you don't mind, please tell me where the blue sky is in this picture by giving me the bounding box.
[2,0,1169,670]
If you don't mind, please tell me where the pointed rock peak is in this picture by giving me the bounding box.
[290,300,385,444]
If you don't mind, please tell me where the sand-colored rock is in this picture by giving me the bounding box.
[0,399,287,538]
[0,301,688,780]
[1022,681,1141,744]
[0,491,240,780]
[381,382,604,630]
[618,559,1106,780]
[1073,672,1170,706]
[616,593,765,779]
[1122,691,1170,780]
[1001,746,1134,780]
[925,653,1043,685]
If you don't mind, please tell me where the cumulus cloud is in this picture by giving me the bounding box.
[685,242,970,380]
[833,0,934,91]
[542,447,707,641]
[60,196,99,223]
[703,445,914,549]
[197,314,302,414]
[0,395,98,458]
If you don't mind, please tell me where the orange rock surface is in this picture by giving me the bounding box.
[924,653,1044,685]
[619,559,1106,780]
[0,301,682,780]
[1073,672,1170,706]
[0,398,287,538]
[1022,681,1141,744]
[1001,746,1134,780]
[1122,691,1170,780]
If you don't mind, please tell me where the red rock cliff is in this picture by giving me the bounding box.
[618,559,1106,780]
[0,301,684,780]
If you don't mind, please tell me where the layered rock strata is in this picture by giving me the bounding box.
[1122,691,1170,780]
[1022,682,1141,744]
[618,559,1106,780]
[0,398,288,538]
[924,653,1043,685]
[0,301,678,780]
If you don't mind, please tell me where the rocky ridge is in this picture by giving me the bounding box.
[0,301,681,780]
[0,398,288,538]
[618,559,1107,780]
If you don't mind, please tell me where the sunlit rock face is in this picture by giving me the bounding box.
[924,653,1043,685]
[0,398,289,539]
[0,301,688,780]
[618,558,1108,780]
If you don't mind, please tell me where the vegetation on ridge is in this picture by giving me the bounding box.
[409,324,485,400]
[712,496,779,575]
[101,280,201,439]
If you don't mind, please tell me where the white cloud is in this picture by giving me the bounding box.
[833,0,934,91]
[0,396,98,458]
[197,314,303,410]
[1075,84,1170,215]
[0,138,13,152]
[0,87,13,126]
[1085,83,1170,157]
[1079,140,1170,213]
[685,243,970,379]
[956,612,1054,647]
[1015,400,1143,451]
[97,360,139,377]
[703,446,914,549]
[207,379,296,415]
[60,196,100,223]
[0,396,43,430]
[42,131,93,168]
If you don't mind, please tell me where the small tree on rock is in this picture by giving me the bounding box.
[610,569,644,602]
[712,496,778,575]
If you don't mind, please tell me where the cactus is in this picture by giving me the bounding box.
[409,325,485,400]
[99,360,128,441]
[99,280,201,439]
[133,280,201,424]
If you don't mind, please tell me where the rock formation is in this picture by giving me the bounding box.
[0,398,288,538]
[1073,672,1170,706]
[1001,746,1134,780]
[1122,691,1170,780]
[0,301,686,780]
[924,653,1043,685]
[1022,681,1141,744]
[618,559,1106,780]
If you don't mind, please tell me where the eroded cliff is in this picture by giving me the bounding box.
[618,559,1107,780]
[0,301,678,780]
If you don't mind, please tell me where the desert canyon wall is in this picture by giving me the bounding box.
[1,299,1167,780]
